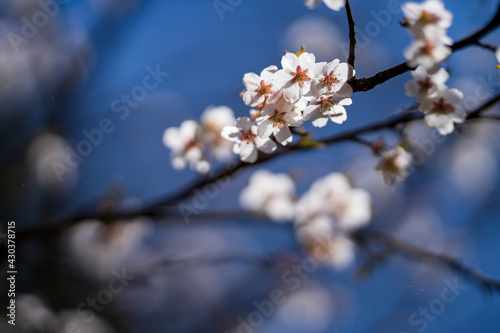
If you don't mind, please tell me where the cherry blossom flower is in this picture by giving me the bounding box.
[242,65,278,107]
[311,59,354,97]
[200,105,235,160]
[405,66,449,102]
[257,99,304,145]
[419,87,466,135]
[402,0,452,34]
[295,218,356,269]
[302,95,351,128]
[272,52,317,103]
[163,120,210,173]
[221,117,277,163]
[240,170,296,222]
[404,29,452,72]
[296,173,372,232]
[376,146,413,184]
[304,0,346,11]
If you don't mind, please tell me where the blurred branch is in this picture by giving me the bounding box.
[355,229,500,293]
[345,0,357,68]
[474,41,497,52]
[17,92,500,240]
[466,92,500,119]
[350,2,500,92]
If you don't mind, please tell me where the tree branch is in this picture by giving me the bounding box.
[345,0,357,69]
[18,91,500,240]
[350,2,500,92]
[356,229,500,293]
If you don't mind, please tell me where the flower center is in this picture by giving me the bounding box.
[291,65,312,88]
[418,77,434,93]
[320,70,341,91]
[270,109,287,129]
[241,130,255,143]
[419,10,440,24]
[432,97,454,115]
[318,97,335,114]
[419,40,436,56]
[255,80,273,96]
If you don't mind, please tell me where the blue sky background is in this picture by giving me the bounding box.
[3,0,500,332]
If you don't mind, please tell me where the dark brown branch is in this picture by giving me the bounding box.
[345,0,357,68]
[18,91,500,241]
[356,229,500,293]
[467,92,500,119]
[350,3,500,92]
[16,1,500,239]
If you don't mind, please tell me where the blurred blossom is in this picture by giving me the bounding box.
[405,66,449,103]
[65,218,152,279]
[57,310,115,333]
[448,136,497,198]
[164,105,236,172]
[274,285,334,332]
[304,0,346,11]
[0,2,91,121]
[376,145,413,185]
[17,294,59,332]
[295,217,356,268]
[297,173,371,231]
[240,169,296,222]
[200,105,235,160]
[281,17,343,61]
[402,0,453,72]
[402,0,452,33]
[295,172,371,268]
[16,294,114,333]
[27,132,78,192]
[163,119,210,173]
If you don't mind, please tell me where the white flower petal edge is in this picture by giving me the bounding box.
[404,66,449,102]
[257,99,304,145]
[221,117,277,163]
[304,0,346,11]
[239,170,296,222]
[419,87,465,135]
[375,146,413,185]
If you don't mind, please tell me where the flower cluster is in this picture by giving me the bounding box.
[402,0,453,72]
[223,50,354,163]
[304,0,346,11]
[163,106,235,173]
[402,1,465,136]
[240,170,372,268]
[405,65,465,135]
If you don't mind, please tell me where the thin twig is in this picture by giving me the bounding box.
[350,3,500,93]
[345,0,357,69]
[356,229,500,293]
